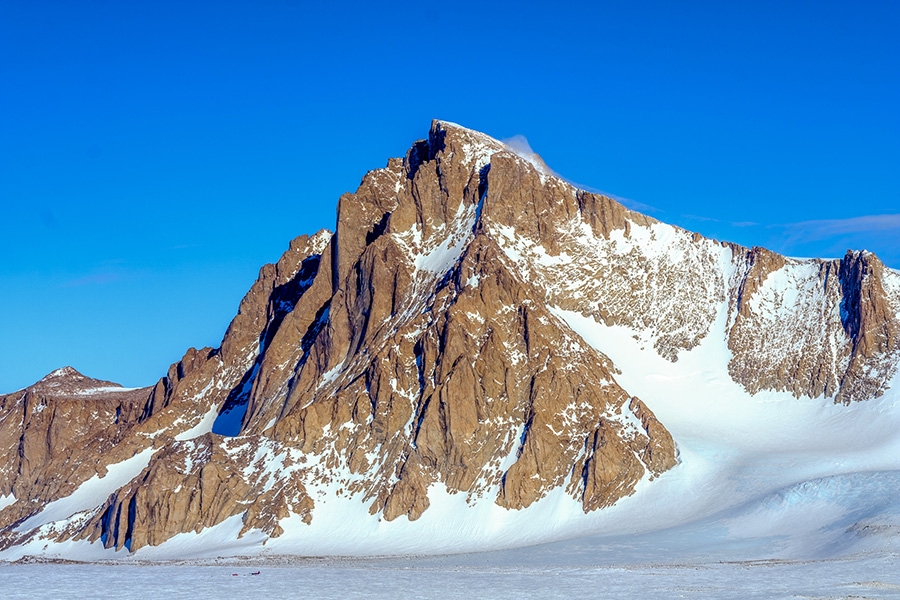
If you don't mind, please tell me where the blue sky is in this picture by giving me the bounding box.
[1,1,898,392]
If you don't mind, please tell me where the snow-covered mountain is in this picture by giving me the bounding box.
[1,121,899,561]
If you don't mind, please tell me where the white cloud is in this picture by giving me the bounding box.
[779,214,900,243]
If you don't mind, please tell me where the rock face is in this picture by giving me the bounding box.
[726,246,900,404]
[1,120,898,558]
[0,368,151,520]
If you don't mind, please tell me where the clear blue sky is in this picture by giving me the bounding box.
[2,1,898,392]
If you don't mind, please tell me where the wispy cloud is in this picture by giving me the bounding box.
[500,134,661,214]
[777,214,900,244]
[681,213,721,223]
[500,134,560,180]
[600,192,660,215]
[680,214,759,228]
[500,135,539,160]
[61,272,124,287]
[574,181,660,214]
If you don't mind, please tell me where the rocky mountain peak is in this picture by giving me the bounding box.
[38,365,81,381]
[30,366,129,397]
[1,121,898,560]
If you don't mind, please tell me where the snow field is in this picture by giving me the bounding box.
[3,554,900,600]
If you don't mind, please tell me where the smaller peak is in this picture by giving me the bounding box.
[39,366,85,382]
[28,366,130,397]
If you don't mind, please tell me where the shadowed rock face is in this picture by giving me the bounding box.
[1,120,897,555]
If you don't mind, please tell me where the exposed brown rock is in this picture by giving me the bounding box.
[0,369,155,540]
[728,246,787,320]
[480,151,728,362]
[835,251,899,403]
[628,397,678,476]
[81,434,313,550]
[579,423,644,512]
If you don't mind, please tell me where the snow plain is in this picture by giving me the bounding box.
[3,552,900,600]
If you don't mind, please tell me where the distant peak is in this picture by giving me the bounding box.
[40,366,85,382]
[27,366,133,397]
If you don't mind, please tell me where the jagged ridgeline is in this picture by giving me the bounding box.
[1,121,898,558]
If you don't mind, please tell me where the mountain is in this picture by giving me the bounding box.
[1,121,899,561]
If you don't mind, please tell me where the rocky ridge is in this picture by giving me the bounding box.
[1,120,898,558]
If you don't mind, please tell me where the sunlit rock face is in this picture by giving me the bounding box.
[1,121,897,558]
